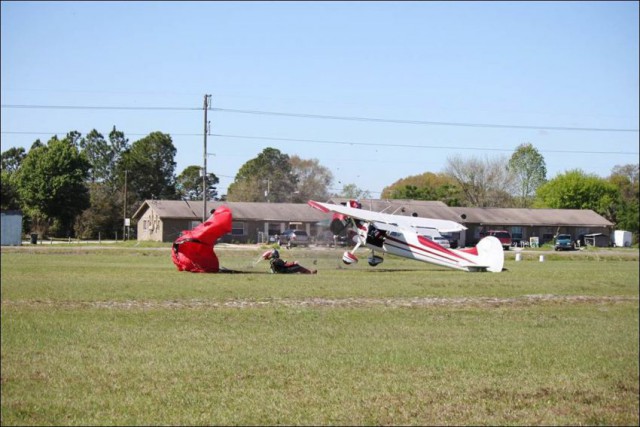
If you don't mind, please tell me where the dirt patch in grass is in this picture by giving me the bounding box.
[3,294,636,310]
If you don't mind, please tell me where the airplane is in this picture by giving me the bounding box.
[308,200,504,273]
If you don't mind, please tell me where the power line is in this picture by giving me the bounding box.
[2,131,637,155]
[213,108,639,133]
[1,104,198,111]
[210,133,638,155]
[2,103,637,133]
[1,131,201,136]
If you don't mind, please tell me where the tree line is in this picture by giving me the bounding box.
[2,128,211,238]
[1,131,638,242]
[0,129,345,239]
[381,143,638,240]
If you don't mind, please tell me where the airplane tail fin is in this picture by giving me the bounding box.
[476,236,504,272]
[459,236,504,272]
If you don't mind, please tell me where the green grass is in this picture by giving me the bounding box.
[1,246,638,425]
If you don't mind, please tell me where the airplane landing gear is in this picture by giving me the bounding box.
[342,251,358,265]
[368,255,384,266]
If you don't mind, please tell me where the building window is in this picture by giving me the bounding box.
[232,222,245,236]
[511,226,523,240]
[268,223,282,235]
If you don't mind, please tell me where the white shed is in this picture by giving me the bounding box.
[1,210,23,246]
[612,230,632,247]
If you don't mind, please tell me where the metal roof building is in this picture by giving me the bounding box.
[133,200,331,243]
[133,199,614,246]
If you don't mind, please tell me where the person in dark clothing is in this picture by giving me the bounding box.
[262,249,317,274]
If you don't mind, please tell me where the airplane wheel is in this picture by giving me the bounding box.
[368,255,384,267]
[342,251,358,265]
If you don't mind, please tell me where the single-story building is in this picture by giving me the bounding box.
[132,200,332,243]
[1,210,23,246]
[446,206,613,247]
[132,198,614,247]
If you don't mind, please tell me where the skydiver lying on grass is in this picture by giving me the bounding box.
[261,249,317,274]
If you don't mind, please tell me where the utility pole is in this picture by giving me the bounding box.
[264,178,271,203]
[203,94,212,222]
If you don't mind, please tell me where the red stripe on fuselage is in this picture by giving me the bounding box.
[383,234,478,266]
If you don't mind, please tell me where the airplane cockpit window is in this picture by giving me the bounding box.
[366,224,385,247]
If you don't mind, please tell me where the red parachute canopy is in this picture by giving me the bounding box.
[171,205,233,273]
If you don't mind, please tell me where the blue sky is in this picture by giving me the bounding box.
[2,1,638,197]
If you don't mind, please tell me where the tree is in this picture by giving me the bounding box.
[381,172,462,206]
[65,130,83,148]
[226,147,297,202]
[30,139,44,150]
[1,147,26,173]
[118,131,178,204]
[14,136,90,236]
[535,169,620,222]
[74,126,128,239]
[610,164,639,202]
[289,155,333,202]
[338,183,371,199]
[1,147,26,211]
[79,129,109,183]
[74,182,123,239]
[107,126,130,185]
[79,127,129,185]
[73,127,131,238]
[608,164,639,241]
[176,165,220,201]
[1,170,21,211]
[444,154,515,207]
[508,143,547,208]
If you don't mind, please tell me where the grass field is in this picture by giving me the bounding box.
[1,244,638,426]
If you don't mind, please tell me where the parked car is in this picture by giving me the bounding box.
[280,229,310,247]
[315,230,349,247]
[440,233,458,249]
[432,236,451,249]
[421,235,451,249]
[483,230,512,250]
[554,234,576,251]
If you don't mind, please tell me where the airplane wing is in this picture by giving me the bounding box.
[308,200,466,233]
[371,221,405,234]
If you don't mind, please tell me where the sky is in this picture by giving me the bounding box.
[1,1,638,197]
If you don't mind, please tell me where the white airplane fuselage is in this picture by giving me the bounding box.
[354,220,489,272]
